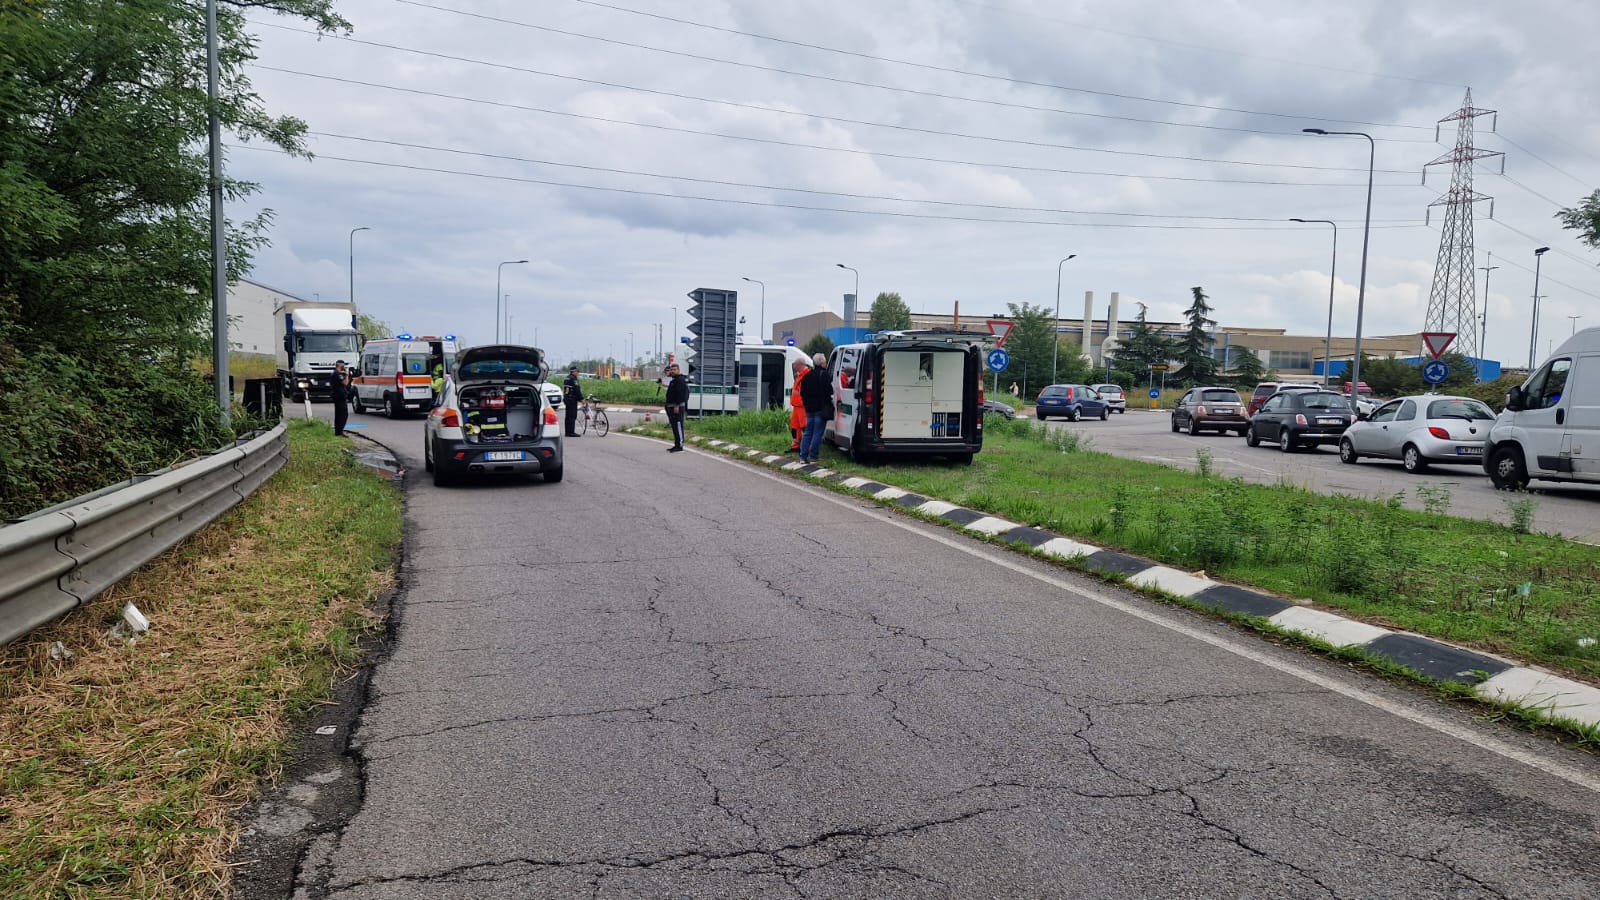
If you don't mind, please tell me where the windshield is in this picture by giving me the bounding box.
[1200,390,1240,402]
[296,332,358,353]
[1299,393,1349,410]
[1427,398,1495,421]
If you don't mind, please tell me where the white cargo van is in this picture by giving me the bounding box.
[1484,327,1600,490]
[825,330,990,464]
[678,344,812,415]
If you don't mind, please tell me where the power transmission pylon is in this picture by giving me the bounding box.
[1422,88,1503,368]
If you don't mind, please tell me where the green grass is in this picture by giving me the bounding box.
[674,412,1600,680]
[0,419,402,899]
[581,377,667,406]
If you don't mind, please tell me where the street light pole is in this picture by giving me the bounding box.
[741,277,766,344]
[1303,129,1373,410]
[1478,252,1498,367]
[1051,254,1076,383]
[496,259,528,343]
[1529,246,1550,367]
[1289,219,1337,386]
[836,263,859,333]
[348,226,370,306]
[205,0,229,423]
[1569,315,1583,336]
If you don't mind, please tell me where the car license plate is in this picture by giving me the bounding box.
[1215,407,1234,414]
[1456,446,1481,456]
[1317,417,1342,426]
[483,451,526,462]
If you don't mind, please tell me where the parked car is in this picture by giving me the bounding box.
[1036,384,1109,421]
[1247,381,1320,418]
[1171,386,1248,435]
[981,398,1017,420]
[1091,383,1127,413]
[1245,389,1354,452]
[424,344,563,487]
[541,381,564,410]
[1339,394,1495,473]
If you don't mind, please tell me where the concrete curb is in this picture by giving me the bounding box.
[674,432,1600,736]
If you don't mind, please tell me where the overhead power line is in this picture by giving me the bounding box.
[385,0,1435,142]
[1488,251,1600,303]
[256,65,1425,191]
[1485,218,1600,271]
[230,144,1430,232]
[254,23,1420,175]
[1492,132,1600,192]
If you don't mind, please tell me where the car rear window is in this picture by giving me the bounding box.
[1252,385,1277,398]
[1094,384,1122,393]
[1040,386,1067,398]
[458,358,542,378]
[1427,398,1495,420]
[1200,389,1241,402]
[1299,392,1349,409]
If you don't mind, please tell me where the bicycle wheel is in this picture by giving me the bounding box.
[593,409,609,436]
[576,406,589,435]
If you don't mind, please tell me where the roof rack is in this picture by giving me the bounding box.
[870,328,996,344]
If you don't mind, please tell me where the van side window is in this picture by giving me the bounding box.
[362,354,378,376]
[1524,358,1571,409]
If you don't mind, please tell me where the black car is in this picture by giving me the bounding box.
[981,398,1017,420]
[1245,389,1354,452]
[1171,386,1248,436]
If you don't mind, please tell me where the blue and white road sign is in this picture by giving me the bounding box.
[1149,388,1161,399]
[986,348,1009,372]
[1422,360,1448,384]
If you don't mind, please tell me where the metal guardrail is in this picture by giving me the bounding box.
[0,424,289,646]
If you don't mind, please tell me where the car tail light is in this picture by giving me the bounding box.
[1196,405,1207,415]
[1428,426,1450,440]
[544,408,558,425]
[1295,414,1307,425]
[440,408,460,428]
[978,380,984,407]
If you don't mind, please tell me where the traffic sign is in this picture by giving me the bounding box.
[986,348,1010,372]
[1148,388,1161,399]
[986,319,1015,348]
[1149,363,1171,371]
[1421,332,1456,359]
[1422,359,1448,384]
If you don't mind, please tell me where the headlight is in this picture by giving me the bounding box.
[296,380,310,389]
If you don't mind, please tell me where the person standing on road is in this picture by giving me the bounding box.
[430,349,446,407]
[331,359,353,436]
[797,352,833,464]
[788,357,810,453]
[563,365,583,437]
[664,363,688,452]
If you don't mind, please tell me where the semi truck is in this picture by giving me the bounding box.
[274,301,361,402]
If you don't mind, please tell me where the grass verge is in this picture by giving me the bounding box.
[663,412,1600,681]
[0,418,402,899]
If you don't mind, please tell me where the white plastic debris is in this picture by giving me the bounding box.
[1580,638,1597,649]
[109,602,151,641]
[49,641,74,661]
[315,725,338,736]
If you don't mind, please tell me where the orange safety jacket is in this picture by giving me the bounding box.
[789,367,810,433]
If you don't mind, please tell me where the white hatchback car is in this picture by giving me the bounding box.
[1339,394,1495,473]
[1091,383,1127,413]
[424,345,563,487]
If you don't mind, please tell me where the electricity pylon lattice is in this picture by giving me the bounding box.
[1422,88,1503,365]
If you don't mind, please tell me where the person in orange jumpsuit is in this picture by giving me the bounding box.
[788,357,810,452]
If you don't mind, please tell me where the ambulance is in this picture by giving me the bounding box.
[353,334,460,418]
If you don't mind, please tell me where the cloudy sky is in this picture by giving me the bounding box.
[231,0,1600,368]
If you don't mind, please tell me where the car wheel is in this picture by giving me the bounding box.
[1099,409,1109,421]
[544,464,564,483]
[1338,438,1359,465]
[432,461,455,487]
[1489,445,1529,491]
[1188,417,1200,437]
[1036,411,1045,420]
[1170,416,1179,433]
[1245,425,1260,447]
[1402,444,1428,474]
[1069,407,1081,422]
[423,438,434,472]
[1278,430,1296,452]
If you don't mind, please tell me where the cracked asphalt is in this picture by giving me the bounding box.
[264,409,1600,899]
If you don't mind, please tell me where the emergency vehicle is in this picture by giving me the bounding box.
[825,329,991,464]
[353,334,459,418]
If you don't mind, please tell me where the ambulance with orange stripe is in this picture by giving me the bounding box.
[353,334,459,418]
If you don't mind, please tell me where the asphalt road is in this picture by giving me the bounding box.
[1039,407,1600,543]
[265,403,1600,899]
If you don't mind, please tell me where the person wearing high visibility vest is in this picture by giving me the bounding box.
[788,358,809,452]
[430,350,446,405]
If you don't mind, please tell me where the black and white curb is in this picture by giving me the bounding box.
[683,435,1600,734]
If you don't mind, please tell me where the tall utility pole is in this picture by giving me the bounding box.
[206,0,228,423]
[1477,252,1498,366]
[1051,254,1076,383]
[1529,247,1549,368]
[348,226,370,306]
[1422,89,1503,364]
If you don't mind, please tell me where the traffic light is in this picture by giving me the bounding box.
[686,288,737,386]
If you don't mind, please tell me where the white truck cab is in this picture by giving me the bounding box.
[1484,327,1600,490]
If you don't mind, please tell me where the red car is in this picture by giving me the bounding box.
[1247,381,1320,417]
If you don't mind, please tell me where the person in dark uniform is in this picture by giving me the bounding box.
[331,359,352,436]
[664,363,688,452]
[562,365,583,436]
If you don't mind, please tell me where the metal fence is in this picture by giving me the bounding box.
[0,424,289,647]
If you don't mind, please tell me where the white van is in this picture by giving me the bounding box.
[1484,328,1600,490]
[826,330,989,464]
[679,344,812,415]
[354,335,459,418]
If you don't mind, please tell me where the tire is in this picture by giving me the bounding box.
[432,462,455,487]
[593,411,609,437]
[1338,438,1359,465]
[1099,409,1109,421]
[353,392,366,415]
[387,393,404,419]
[1036,411,1045,420]
[1236,428,1248,437]
[544,464,564,483]
[1117,408,1125,414]
[423,438,434,472]
[951,452,974,466]
[577,409,588,435]
[1489,445,1529,491]
[1188,418,1200,437]
[1402,444,1428,474]
[1278,429,1295,452]
[1171,417,1179,433]
[1068,407,1081,422]
[1245,425,1260,447]
[850,426,875,463]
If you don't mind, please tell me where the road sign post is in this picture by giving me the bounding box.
[1423,359,1448,385]
[986,348,1010,372]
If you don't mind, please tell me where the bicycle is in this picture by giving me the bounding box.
[576,397,609,436]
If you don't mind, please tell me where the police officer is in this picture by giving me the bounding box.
[664,363,688,452]
[563,365,583,436]
[331,359,353,436]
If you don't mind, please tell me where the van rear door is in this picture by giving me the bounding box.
[1567,353,1600,478]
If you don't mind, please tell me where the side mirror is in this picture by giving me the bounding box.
[1504,386,1525,412]
[1357,411,1369,421]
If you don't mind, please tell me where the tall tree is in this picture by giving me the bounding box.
[1230,347,1267,387]
[1556,189,1600,254]
[801,332,834,359]
[1108,304,1173,376]
[1174,286,1218,384]
[868,291,913,331]
[357,312,392,340]
[1001,302,1056,395]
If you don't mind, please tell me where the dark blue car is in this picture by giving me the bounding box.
[1036,384,1109,421]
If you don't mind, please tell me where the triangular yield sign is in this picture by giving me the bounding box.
[1421,332,1456,359]
[987,319,1015,348]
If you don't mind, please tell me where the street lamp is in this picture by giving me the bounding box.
[496,259,528,342]
[741,277,766,344]
[349,226,370,307]
[1529,246,1550,367]
[1569,315,1583,336]
[1303,129,1374,410]
[1051,254,1077,383]
[1289,219,1338,386]
[1478,252,1498,367]
[836,263,859,333]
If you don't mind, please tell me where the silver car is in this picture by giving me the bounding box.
[1092,383,1127,413]
[1338,394,1495,473]
[424,345,564,487]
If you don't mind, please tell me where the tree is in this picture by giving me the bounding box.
[1174,286,1218,385]
[1231,347,1267,386]
[1359,355,1423,397]
[357,313,392,340]
[1108,304,1174,376]
[1556,189,1600,254]
[1001,302,1057,396]
[801,333,834,359]
[868,291,912,331]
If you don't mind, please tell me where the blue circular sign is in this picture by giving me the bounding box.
[1422,360,1448,384]
[986,348,1009,372]
[1148,388,1161,399]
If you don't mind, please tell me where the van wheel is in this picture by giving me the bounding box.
[1402,444,1428,474]
[951,452,974,466]
[1489,446,1529,491]
[387,393,404,419]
